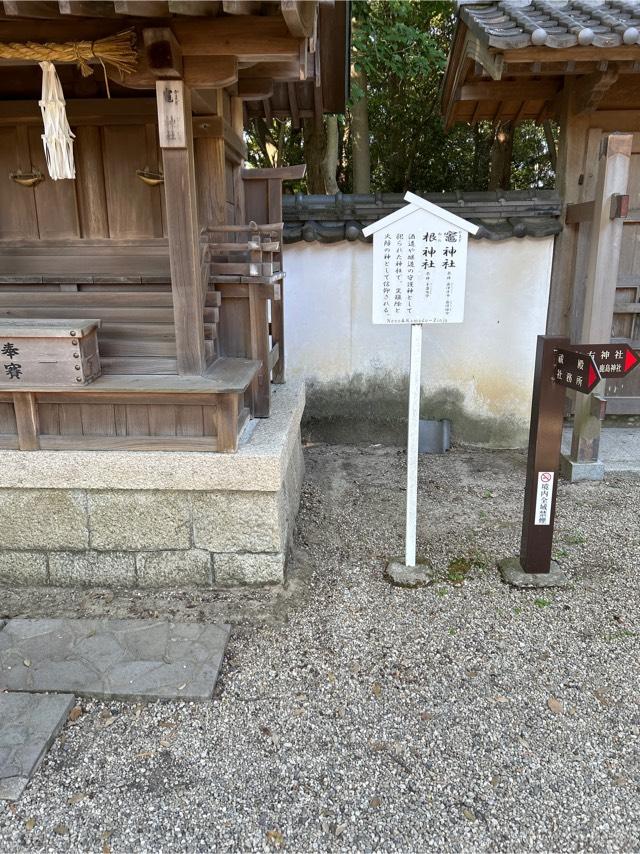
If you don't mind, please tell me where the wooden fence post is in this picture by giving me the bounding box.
[562,132,632,481]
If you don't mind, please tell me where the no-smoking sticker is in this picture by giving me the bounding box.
[534,471,554,525]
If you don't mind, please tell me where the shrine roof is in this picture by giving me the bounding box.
[441,1,640,129]
[459,0,640,51]
[282,190,562,243]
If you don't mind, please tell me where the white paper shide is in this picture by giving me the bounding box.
[363,192,479,326]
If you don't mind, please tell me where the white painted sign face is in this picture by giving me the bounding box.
[370,206,469,325]
[534,471,554,525]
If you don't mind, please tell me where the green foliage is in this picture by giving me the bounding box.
[244,0,557,193]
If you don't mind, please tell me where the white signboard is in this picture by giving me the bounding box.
[535,471,554,525]
[361,193,478,569]
[363,192,478,326]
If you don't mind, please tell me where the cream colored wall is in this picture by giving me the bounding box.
[283,237,554,448]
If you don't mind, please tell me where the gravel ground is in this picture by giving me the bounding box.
[1,442,639,853]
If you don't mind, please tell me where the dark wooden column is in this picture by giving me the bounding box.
[156,79,206,376]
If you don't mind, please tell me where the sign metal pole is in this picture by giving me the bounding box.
[405,323,422,568]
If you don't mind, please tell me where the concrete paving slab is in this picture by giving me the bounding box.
[0,619,230,701]
[0,692,74,801]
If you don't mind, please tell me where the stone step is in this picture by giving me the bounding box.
[0,692,75,801]
[0,618,230,702]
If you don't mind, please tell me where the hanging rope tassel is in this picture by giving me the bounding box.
[39,60,75,180]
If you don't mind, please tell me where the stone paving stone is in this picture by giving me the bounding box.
[0,619,230,702]
[0,692,74,801]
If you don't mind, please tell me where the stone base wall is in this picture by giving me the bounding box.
[0,384,305,589]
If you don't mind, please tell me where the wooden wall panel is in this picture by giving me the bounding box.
[194,136,226,228]
[0,402,18,435]
[0,126,38,239]
[74,126,109,239]
[243,179,268,226]
[27,127,80,239]
[102,125,163,239]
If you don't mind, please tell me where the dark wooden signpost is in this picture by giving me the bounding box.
[504,334,640,584]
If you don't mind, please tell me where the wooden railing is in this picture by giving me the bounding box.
[201,222,285,418]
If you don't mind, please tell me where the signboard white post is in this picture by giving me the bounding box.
[363,192,479,568]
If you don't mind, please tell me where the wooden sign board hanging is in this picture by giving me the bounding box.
[156,80,187,149]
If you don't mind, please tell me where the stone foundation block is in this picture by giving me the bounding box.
[192,492,284,553]
[136,550,212,588]
[0,490,87,550]
[0,552,48,586]
[88,492,191,551]
[214,552,285,586]
[49,552,136,587]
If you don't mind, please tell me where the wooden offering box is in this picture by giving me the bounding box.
[0,320,101,388]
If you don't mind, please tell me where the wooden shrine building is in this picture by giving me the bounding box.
[0,0,348,453]
[442,0,640,413]
[442,0,640,476]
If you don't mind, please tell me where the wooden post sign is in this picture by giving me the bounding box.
[363,193,479,568]
[504,335,640,585]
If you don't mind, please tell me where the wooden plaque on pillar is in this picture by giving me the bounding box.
[156,80,187,148]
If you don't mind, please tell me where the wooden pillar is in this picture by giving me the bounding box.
[547,81,590,336]
[14,393,39,451]
[568,132,632,471]
[156,80,206,376]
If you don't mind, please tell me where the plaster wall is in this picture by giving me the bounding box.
[284,238,554,448]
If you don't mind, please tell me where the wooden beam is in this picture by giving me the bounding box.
[184,56,237,88]
[58,1,116,15]
[222,0,261,12]
[281,0,317,37]
[114,1,169,14]
[241,164,306,180]
[237,78,274,100]
[574,68,619,115]
[156,80,207,376]
[3,1,61,16]
[168,0,221,13]
[191,114,246,158]
[143,27,183,79]
[503,46,640,64]
[106,55,238,91]
[456,79,561,102]
[0,98,157,124]
[171,17,301,62]
[238,60,302,81]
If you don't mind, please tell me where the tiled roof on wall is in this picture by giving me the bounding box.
[459,0,640,50]
[282,190,562,243]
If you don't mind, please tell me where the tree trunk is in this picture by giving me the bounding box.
[322,114,339,194]
[488,120,514,191]
[351,64,370,194]
[303,117,326,193]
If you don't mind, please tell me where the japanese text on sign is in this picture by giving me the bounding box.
[534,471,554,526]
[1,341,22,381]
[371,208,470,325]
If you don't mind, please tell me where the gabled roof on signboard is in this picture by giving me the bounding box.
[362,192,480,237]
